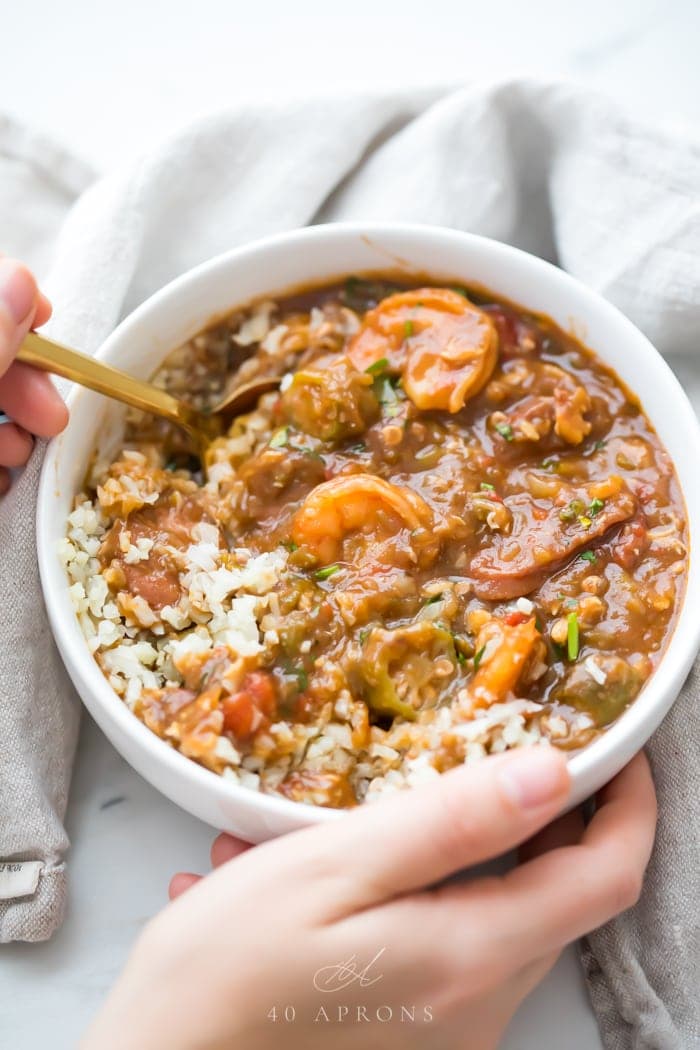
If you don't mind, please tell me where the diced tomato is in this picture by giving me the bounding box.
[222,671,277,740]
[503,610,529,627]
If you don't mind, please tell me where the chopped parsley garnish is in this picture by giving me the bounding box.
[404,319,414,338]
[479,482,495,492]
[495,422,514,442]
[365,357,389,376]
[269,426,289,449]
[567,612,580,661]
[579,550,596,563]
[451,285,469,298]
[594,440,607,450]
[473,645,487,671]
[588,498,605,517]
[359,628,370,646]
[542,457,558,471]
[283,539,299,552]
[315,564,340,580]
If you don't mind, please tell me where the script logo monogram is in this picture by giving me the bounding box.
[312,948,386,993]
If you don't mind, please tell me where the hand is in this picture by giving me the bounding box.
[83,749,656,1050]
[0,257,68,493]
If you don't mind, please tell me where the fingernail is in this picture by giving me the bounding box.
[498,747,569,809]
[0,261,36,324]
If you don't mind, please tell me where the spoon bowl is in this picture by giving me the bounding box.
[18,331,281,454]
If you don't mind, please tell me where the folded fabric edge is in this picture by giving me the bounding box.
[0,864,67,944]
[0,111,95,201]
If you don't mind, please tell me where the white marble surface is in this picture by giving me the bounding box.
[1,1,699,1046]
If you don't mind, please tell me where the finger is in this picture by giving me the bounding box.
[0,260,39,376]
[0,422,34,468]
[442,753,656,969]
[0,361,68,436]
[518,806,585,864]
[210,833,253,868]
[34,292,52,328]
[168,873,202,900]
[296,746,570,914]
[0,467,9,496]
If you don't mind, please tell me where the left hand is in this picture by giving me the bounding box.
[0,257,68,493]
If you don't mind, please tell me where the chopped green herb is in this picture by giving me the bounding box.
[495,422,514,442]
[164,457,178,472]
[451,633,470,664]
[359,628,370,646]
[588,498,605,517]
[296,446,326,464]
[373,375,402,417]
[473,644,487,671]
[594,440,607,451]
[404,319,414,338]
[348,441,366,454]
[365,357,389,376]
[424,593,444,606]
[479,482,495,492]
[269,426,289,449]
[283,539,299,553]
[559,498,585,523]
[579,550,596,563]
[567,612,580,661]
[295,666,309,691]
[315,564,340,580]
[535,615,544,633]
[542,458,558,471]
[451,286,469,298]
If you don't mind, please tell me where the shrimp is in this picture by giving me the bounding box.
[347,288,498,413]
[470,616,541,707]
[291,474,434,565]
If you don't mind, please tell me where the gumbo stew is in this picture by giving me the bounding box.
[62,276,687,807]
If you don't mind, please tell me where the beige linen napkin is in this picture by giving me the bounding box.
[1,78,699,1046]
[0,116,92,941]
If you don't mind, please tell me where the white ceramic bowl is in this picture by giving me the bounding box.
[37,223,700,841]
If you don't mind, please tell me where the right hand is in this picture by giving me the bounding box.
[82,748,655,1050]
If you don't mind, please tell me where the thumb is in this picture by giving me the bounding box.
[304,745,571,912]
[0,259,39,377]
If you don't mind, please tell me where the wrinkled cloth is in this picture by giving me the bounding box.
[1,78,700,1047]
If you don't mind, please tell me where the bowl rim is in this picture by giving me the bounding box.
[37,221,700,824]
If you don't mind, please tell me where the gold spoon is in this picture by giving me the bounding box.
[18,331,282,453]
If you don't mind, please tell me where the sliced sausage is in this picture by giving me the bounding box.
[470,484,637,599]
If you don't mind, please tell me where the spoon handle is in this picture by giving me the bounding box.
[18,331,202,435]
